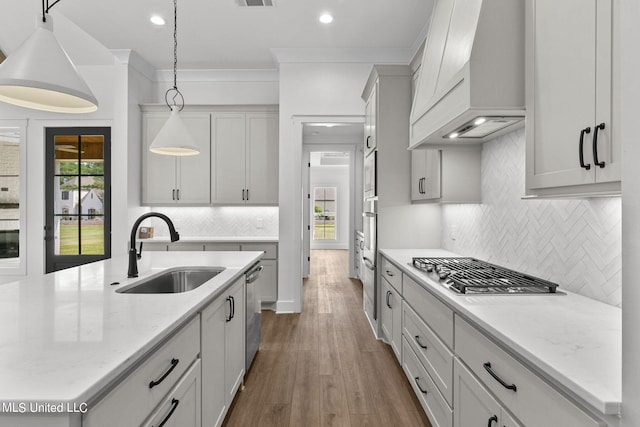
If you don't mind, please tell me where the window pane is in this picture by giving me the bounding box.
[80,135,104,175]
[54,136,80,174]
[80,216,104,255]
[0,133,20,260]
[57,217,80,255]
[312,186,337,241]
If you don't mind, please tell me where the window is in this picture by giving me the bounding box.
[0,123,25,274]
[313,187,336,240]
[45,128,111,273]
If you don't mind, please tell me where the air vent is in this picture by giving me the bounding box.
[236,0,274,6]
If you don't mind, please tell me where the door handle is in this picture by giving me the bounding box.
[579,127,591,170]
[593,122,606,168]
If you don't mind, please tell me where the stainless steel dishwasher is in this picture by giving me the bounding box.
[245,262,263,371]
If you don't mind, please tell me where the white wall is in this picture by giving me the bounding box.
[620,0,640,424]
[310,164,349,249]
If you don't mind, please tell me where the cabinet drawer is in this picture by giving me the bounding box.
[402,337,453,427]
[204,243,241,251]
[403,302,453,405]
[142,359,202,427]
[168,243,205,251]
[241,243,277,259]
[381,256,402,293]
[455,317,603,427]
[83,317,201,427]
[141,242,168,251]
[403,274,454,349]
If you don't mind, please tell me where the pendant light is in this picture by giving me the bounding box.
[0,1,98,113]
[149,0,199,156]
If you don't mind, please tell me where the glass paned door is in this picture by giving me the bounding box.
[313,187,337,240]
[46,128,111,273]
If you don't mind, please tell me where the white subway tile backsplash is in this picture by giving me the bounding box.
[442,129,621,307]
[145,206,278,238]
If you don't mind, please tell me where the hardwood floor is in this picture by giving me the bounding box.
[223,249,432,427]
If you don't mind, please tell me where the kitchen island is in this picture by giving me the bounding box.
[380,249,621,427]
[0,250,262,427]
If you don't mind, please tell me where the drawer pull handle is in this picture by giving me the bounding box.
[385,269,394,277]
[155,398,180,427]
[414,377,428,394]
[483,362,517,392]
[579,126,591,170]
[149,358,179,389]
[386,290,392,308]
[487,414,498,427]
[593,122,606,168]
[414,335,428,350]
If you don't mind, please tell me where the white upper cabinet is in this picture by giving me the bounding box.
[364,85,377,156]
[525,0,619,196]
[211,111,279,205]
[410,0,525,147]
[142,111,211,205]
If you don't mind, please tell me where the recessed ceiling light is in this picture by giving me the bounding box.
[449,132,459,139]
[150,15,166,26]
[474,117,486,126]
[319,13,333,24]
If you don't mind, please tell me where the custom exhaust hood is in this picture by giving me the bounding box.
[409,0,525,148]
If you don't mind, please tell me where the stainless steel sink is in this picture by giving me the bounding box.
[116,267,225,294]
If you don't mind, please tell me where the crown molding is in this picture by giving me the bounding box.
[154,68,279,83]
[270,47,413,65]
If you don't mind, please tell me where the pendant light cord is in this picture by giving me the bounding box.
[42,0,62,22]
[164,0,185,111]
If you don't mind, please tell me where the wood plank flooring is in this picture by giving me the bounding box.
[223,249,432,427]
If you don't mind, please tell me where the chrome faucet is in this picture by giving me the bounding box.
[128,212,180,278]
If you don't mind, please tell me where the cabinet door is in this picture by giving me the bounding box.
[245,113,279,205]
[410,150,426,201]
[380,279,393,347]
[364,86,377,155]
[212,113,246,203]
[381,279,401,361]
[454,359,502,427]
[225,279,245,405]
[201,296,227,427]
[527,0,614,189]
[411,149,441,201]
[143,113,178,204]
[177,113,211,204]
[257,259,277,303]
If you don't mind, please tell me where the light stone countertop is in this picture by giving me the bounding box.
[0,251,262,405]
[380,248,621,417]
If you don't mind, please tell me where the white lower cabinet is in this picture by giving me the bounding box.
[380,277,402,362]
[454,358,521,427]
[142,360,202,427]
[201,277,245,427]
[402,337,453,427]
[83,317,201,427]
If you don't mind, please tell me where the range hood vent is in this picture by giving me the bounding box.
[236,0,274,6]
[410,0,525,147]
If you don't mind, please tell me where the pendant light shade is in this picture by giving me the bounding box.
[149,106,200,156]
[0,15,98,114]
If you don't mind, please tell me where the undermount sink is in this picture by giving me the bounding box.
[117,267,225,294]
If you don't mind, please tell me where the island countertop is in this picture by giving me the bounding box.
[380,248,621,418]
[0,251,262,405]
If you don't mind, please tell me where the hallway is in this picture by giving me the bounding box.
[223,249,431,426]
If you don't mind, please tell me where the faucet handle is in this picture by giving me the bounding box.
[137,242,144,259]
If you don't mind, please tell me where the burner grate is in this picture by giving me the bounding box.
[412,257,559,294]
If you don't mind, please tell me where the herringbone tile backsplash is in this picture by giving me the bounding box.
[442,128,622,307]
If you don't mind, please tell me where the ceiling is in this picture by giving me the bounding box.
[0,0,434,70]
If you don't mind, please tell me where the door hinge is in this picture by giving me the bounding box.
[308,256,311,261]
[307,193,310,199]
[308,162,311,167]
[307,225,310,230]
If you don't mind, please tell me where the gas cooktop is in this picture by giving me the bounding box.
[411,257,560,295]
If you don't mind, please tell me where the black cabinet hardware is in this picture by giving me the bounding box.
[483,362,517,391]
[386,290,392,308]
[172,189,176,200]
[230,295,235,320]
[579,127,591,170]
[149,358,179,389]
[226,296,233,322]
[242,189,245,200]
[366,135,371,149]
[176,189,180,200]
[414,377,428,394]
[414,335,428,350]
[155,398,180,427]
[487,414,498,427]
[246,189,249,200]
[385,269,394,277]
[593,122,606,168]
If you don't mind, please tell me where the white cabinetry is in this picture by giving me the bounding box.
[380,277,402,362]
[201,277,245,427]
[211,112,278,205]
[454,359,520,427]
[411,149,441,201]
[364,86,377,156]
[83,317,201,427]
[142,112,211,205]
[525,0,620,196]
